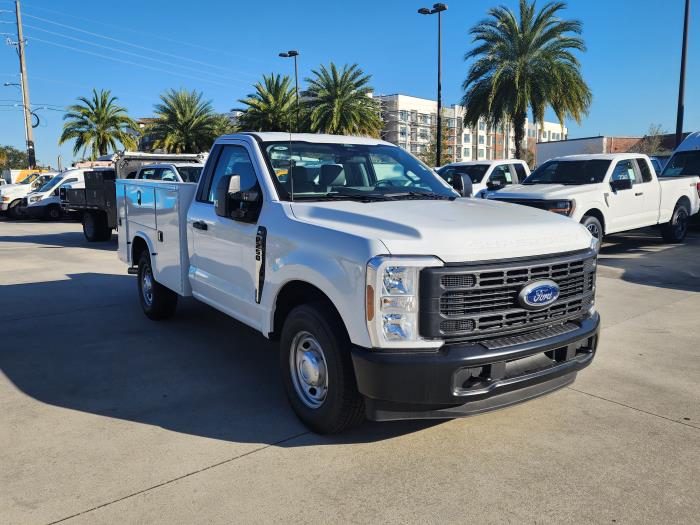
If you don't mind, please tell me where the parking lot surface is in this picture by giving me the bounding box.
[1,219,699,524]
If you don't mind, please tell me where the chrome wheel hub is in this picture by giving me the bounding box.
[142,268,154,306]
[290,331,328,409]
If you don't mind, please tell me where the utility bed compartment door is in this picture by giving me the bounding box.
[125,185,156,229]
[154,184,196,296]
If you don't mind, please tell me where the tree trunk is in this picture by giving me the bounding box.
[512,112,526,160]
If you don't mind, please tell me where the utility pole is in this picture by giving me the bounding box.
[14,0,36,168]
[675,0,691,148]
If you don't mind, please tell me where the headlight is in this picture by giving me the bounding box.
[547,200,574,216]
[366,256,443,349]
[1,196,10,202]
[29,195,42,203]
[590,235,600,252]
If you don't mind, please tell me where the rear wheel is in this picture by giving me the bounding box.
[83,211,111,241]
[660,202,690,243]
[581,215,603,245]
[137,252,178,320]
[280,302,365,434]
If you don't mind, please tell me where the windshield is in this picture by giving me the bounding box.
[37,175,64,193]
[262,141,457,201]
[176,166,203,182]
[660,151,700,177]
[437,164,489,184]
[21,173,39,184]
[524,159,611,185]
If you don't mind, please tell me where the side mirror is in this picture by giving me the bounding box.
[452,173,473,197]
[53,188,60,196]
[486,180,504,191]
[214,174,261,221]
[610,178,633,192]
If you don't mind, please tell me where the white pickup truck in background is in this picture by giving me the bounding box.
[486,148,700,243]
[22,169,87,220]
[0,173,55,219]
[117,132,600,434]
[437,159,530,197]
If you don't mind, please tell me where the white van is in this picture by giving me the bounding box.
[23,169,86,220]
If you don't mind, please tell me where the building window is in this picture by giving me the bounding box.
[478,121,486,131]
[478,148,485,158]
[463,147,470,157]
[399,110,408,121]
[463,134,470,143]
[478,135,485,144]
[410,144,417,153]
[399,127,407,138]
[447,146,453,154]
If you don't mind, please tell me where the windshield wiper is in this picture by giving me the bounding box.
[292,192,397,202]
[382,190,456,201]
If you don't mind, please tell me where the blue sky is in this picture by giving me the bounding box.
[0,0,697,166]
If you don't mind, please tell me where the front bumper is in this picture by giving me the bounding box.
[351,313,600,421]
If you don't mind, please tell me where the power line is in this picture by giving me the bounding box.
[28,36,244,88]
[20,3,271,67]
[22,12,262,80]
[23,23,252,85]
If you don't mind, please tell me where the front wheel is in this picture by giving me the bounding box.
[660,202,690,243]
[137,252,178,320]
[7,200,24,220]
[44,204,61,221]
[280,302,365,434]
[581,215,603,246]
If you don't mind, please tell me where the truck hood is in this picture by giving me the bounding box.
[487,183,601,200]
[290,198,592,263]
[0,183,32,195]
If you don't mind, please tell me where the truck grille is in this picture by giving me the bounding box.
[490,198,553,210]
[419,250,596,342]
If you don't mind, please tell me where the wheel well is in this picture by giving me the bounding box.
[271,281,347,340]
[131,236,149,266]
[676,196,691,211]
[582,208,605,235]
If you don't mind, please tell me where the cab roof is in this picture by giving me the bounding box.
[224,132,394,146]
[552,153,648,161]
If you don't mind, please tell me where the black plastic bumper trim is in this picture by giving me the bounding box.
[350,313,599,419]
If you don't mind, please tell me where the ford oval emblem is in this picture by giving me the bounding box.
[518,280,560,310]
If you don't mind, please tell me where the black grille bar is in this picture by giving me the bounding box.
[419,249,596,342]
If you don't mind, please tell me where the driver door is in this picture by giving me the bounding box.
[606,160,639,232]
[188,142,263,330]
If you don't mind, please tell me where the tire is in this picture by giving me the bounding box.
[660,202,690,243]
[581,215,603,245]
[44,204,61,221]
[83,211,111,242]
[280,302,365,434]
[7,200,24,220]
[137,252,178,320]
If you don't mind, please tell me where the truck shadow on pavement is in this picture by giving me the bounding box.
[0,230,117,251]
[0,272,437,446]
[597,229,700,293]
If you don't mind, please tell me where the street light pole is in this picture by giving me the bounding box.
[675,0,691,148]
[419,3,448,166]
[279,50,300,132]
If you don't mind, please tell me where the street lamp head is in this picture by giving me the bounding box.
[433,3,448,12]
[287,50,299,57]
[279,52,289,58]
[418,7,431,14]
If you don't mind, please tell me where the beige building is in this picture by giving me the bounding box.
[375,93,567,164]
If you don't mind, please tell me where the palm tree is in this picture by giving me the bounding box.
[303,63,382,137]
[210,114,238,138]
[235,74,297,131]
[461,0,591,159]
[59,89,138,159]
[148,89,217,153]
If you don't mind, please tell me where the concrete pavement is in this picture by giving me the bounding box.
[1,219,699,524]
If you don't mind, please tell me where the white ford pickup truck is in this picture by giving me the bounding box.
[117,133,600,434]
[486,149,700,243]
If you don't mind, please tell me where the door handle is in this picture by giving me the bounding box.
[635,192,644,196]
[136,190,142,205]
[192,221,208,231]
